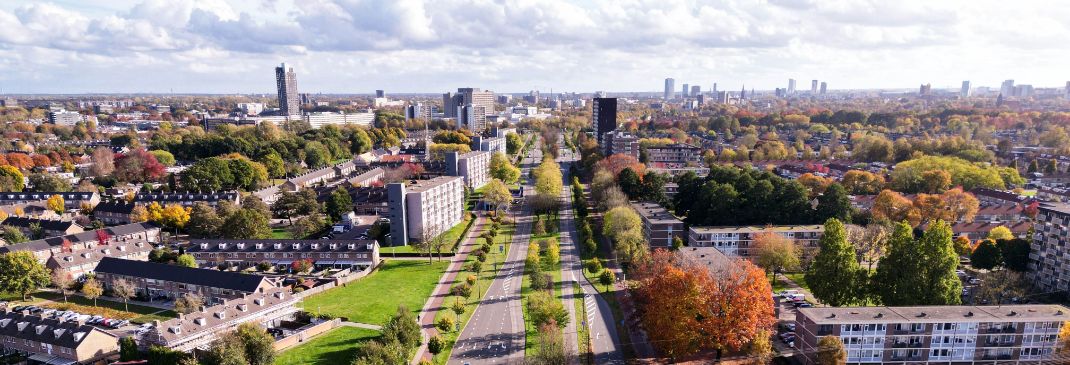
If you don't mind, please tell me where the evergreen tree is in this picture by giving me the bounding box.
[815,183,852,223]
[617,168,642,199]
[874,221,921,305]
[805,218,863,306]
[1028,160,1039,173]
[917,220,963,305]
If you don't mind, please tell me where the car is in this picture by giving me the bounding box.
[88,316,102,324]
[969,278,982,285]
[40,309,55,316]
[955,270,966,276]
[778,290,799,297]
[798,303,813,308]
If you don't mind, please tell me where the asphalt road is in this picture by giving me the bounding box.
[448,139,540,365]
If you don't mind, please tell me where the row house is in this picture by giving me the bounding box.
[0,311,118,364]
[645,143,702,164]
[317,186,389,216]
[973,203,1026,223]
[795,305,1069,364]
[0,223,160,279]
[0,192,100,211]
[94,257,276,305]
[631,202,684,249]
[0,217,83,239]
[133,191,240,207]
[280,159,355,192]
[688,225,824,259]
[950,221,1031,241]
[348,167,385,187]
[186,239,380,271]
[139,287,298,353]
[90,201,136,225]
[969,188,1028,206]
[388,176,465,246]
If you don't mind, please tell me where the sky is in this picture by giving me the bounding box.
[0,0,1068,94]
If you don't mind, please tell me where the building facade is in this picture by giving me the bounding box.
[387,176,465,246]
[688,225,823,259]
[473,136,507,154]
[446,151,491,189]
[795,305,1068,364]
[0,223,160,279]
[602,131,639,160]
[1028,203,1070,292]
[94,257,276,305]
[187,239,380,271]
[275,63,300,116]
[593,97,617,147]
[632,202,684,249]
[645,143,702,164]
[0,311,119,364]
[140,287,298,352]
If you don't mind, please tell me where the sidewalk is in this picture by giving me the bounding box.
[411,215,486,364]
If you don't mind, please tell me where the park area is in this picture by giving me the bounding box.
[299,260,447,325]
[274,326,380,365]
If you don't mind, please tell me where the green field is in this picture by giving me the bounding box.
[300,260,448,325]
[522,212,563,356]
[275,327,380,365]
[431,219,514,364]
[271,228,293,239]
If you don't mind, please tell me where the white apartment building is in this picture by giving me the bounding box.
[237,103,265,115]
[387,176,465,246]
[302,111,374,129]
[447,151,491,189]
[687,225,824,259]
[474,136,507,154]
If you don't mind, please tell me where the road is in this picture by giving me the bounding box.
[556,143,624,364]
[448,138,540,365]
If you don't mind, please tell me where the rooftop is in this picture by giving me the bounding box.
[631,202,683,225]
[403,176,463,193]
[95,257,270,293]
[689,225,824,234]
[799,305,1070,324]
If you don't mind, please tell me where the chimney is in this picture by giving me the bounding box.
[199,306,207,313]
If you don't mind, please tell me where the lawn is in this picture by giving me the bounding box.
[275,327,380,365]
[784,273,810,292]
[35,292,176,323]
[378,215,474,256]
[300,260,448,325]
[271,228,293,239]
[431,218,514,364]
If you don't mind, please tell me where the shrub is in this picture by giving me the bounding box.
[451,283,472,298]
[436,316,454,332]
[428,335,445,355]
[585,259,603,274]
[466,275,477,286]
[451,299,466,316]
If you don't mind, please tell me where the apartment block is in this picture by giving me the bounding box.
[631,202,684,249]
[687,225,823,259]
[1028,203,1070,292]
[140,287,298,352]
[387,176,465,246]
[473,135,507,154]
[187,239,380,271]
[602,131,640,160]
[446,151,491,189]
[94,257,276,305]
[645,143,702,164]
[0,311,119,364]
[795,305,1069,364]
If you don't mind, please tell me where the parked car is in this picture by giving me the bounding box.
[798,303,813,308]
[778,290,800,298]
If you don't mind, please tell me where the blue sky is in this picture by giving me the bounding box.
[0,0,1067,94]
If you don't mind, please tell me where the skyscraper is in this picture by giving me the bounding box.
[275,63,300,116]
[664,78,675,99]
[811,80,818,93]
[819,82,827,94]
[960,81,971,98]
[1000,80,1015,96]
[682,84,690,97]
[593,98,617,146]
[375,90,385,98]
[788,79,796,94]
[1065,81,1070,99]
[690,85,700,97]
[444,88,494,119]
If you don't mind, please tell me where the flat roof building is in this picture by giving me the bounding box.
[446,151,491,189]
[688,225,824,259]
[387,176,465,246]
[631,202,684,249]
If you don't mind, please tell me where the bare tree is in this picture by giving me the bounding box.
[846,223,890,271]
[51,270,73,303]
[90,147,115,177]
[414,224,440,264]
[111,278,136,312]
[174,293,204,314]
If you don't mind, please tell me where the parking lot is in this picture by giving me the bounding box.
[5,303,148,337]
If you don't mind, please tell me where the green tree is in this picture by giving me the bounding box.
[482,179,512,212]
[1,226,27,244]
[202,333,246,365]
[149,150,176,167]
[916,220,963,305]
[598,269,616,290]
[349,128,373,154]
[176,254,198,268]
[805,218,864,306]
[187,202,223,238]
[489,152,521,184]
[235,322,276,365]
[28,173,72,192]
[0,165,25,191]
[258,152,286,178]
[427,335,445,355]
[815,183,851,222]
[381,305,422,349]
[222,209,272,239]
[874,222,922,305]
[0,251,50,300]
[617,168,642,199]
[527,291,568,328]
[303,141,331,168]
[506,133,523,155]
[325,187,353,221]
[987,226,1014,241]
[875,220,962,305]
[119,337,140,361]
[971,239,1003,270]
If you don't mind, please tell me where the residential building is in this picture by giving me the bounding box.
[820,82,828,94]
[387,176,465,246]
[445,88,494,119]
[811,80,819,93]
[602,131,639,160]
[632,202,684,249]
[493,127,517,138]
[682,84,689,97]
[664,78,675,99]
[404,103,433,121]
[690,85,700,97]
[473,136,506,154]
[303,111,374,129]
[187,239,380,271]
[0,222,158,279]
[0,216,83,239]
[92,201,137,225]
[969,188,1027,205]
[0,192,100,211]
[446,151,491,189]
[950,221,1030,240]
[94,257,276,305]
[794,305,1069,364]
[348,167,386,187]
[139,287,298,352]
[593,97,617,147]
[275,63,300,116]
[280,160,355,192]
[0,311,119,364]
[1029,203,1070,292]
[1001,79,1015,97]
[48,110,83,126]
[688,225,824,259]
[645,143,702,164]
[961,81,972,98]
[458,104,488,132]
[133,191,240,207]
[237,102,265,115]
[788,78,796,94]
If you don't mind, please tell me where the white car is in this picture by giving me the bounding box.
[778,290,800,298]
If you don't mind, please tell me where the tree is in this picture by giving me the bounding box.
[381,305,422,349]
[427,335,445,355]
[159,204,191,233]
[506,133,523,155]
[527,291,568,328]
[51,270,73,303]
[598,269,615,291]
[188,202,222,238]
[533,320,573,365]
[119,337,140,361]
[235,322,275,365]
[617,168,642,199]
[114,149,166,183]
[482,179,512,212]
[174,293,204,314]
[543,239,560,268]
[876,220,962,306]
[815,183,851,222]
[808,218,866,306]
[28,174,71,192]
[289,215,324,239]
[149,150,176,167]
[111,278,136,312]
[753,232,801,278]
[871,189,918,225]
[222,209,271,239]
[745,330,774,365]
[916,220,964,305]
[0,165,25,191]
[489,152,521,183]
[816,336,847,365]
[672,236,684,251]
[999,238,1031,272]
[90,146,115,177]
[202,333,246,365]
[130,205,149,223]
[953,235,972,257]
[176,254,198,268]
[797,173,832,197]
[919,170,952,193]
[890,155,1022,192]
[602,206,642,243]
[291,258,313,273]
[1,226,27,244]
[82,277,103,307]
[325,187,352,221]
[988,225,1015,241]
[975,269,1029,305]
[971,239,1003,270]
[0,252,50,300]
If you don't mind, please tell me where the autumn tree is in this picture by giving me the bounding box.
[752,232,800,278]
[176,254,198,268]
[111,278,136,312]
[482,179,512,213]
[90,147,115,177]
[0,165,25,191]
[798,173,833,197]
[489,152,521,184]
[988,225,1014,241]
[953,235,972,257]
[871,189,918,225]
[51,270,73,303]
[840,170,884,195]
[82,277,103,307]
[816,336,847,365]
[0,252,50,300]
[130,205,149,223]
[806,219,866,306]
[46,194,64,214]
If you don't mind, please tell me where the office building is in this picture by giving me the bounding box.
[302,111,375,129]
[788,78,796,94]
[961,81,972,98]
[690,85,700,97]
[275,63,300,116]
[682,84,689,97]
[632,202,684,249]
[1016,84,1035,97]
[1001,80,1015,97]
[820,82,828,94]
[664,78,675,99]
[920,84,932,96]
[405,103,433,121]
[387,176,465,246]
[446,151,491,189]
[443,88,494,119]
[48,109,82,126]
[811,80,819,93]
[458,104,488,132]
[0,311,119,364]
[375,89,385,98]
[593,97,617,147]
[688,225,823,259]
[795,305,1068,364]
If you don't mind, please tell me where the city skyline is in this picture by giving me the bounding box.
[0,0,1068,94]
